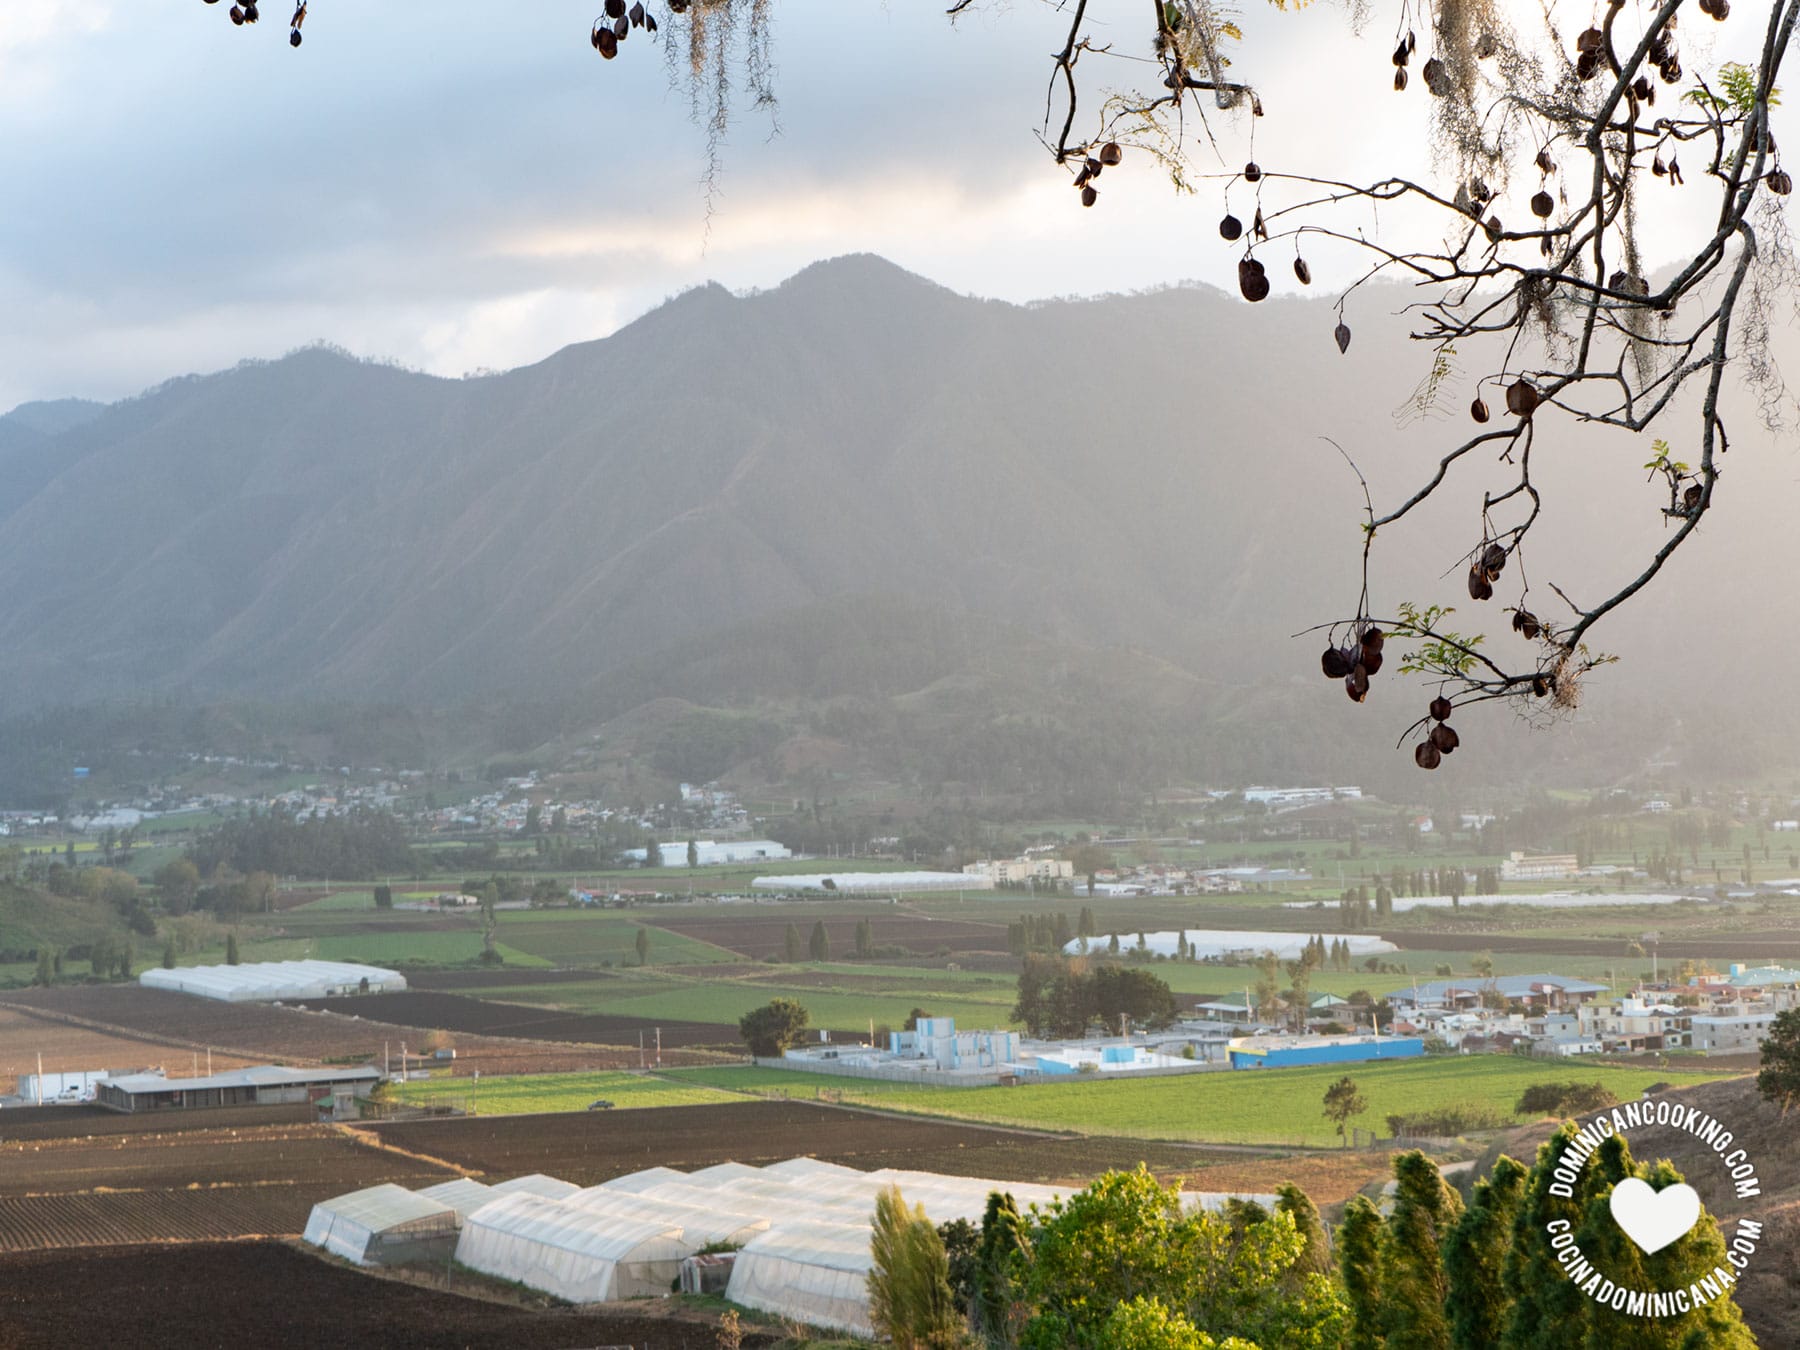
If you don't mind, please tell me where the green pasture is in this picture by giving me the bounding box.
[381,1069,743,1116]
[661,1058,1733,1148]
[309,931,551,968]
[496,912,741,966]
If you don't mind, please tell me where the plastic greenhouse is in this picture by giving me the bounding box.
[415,1177,496,1218]
[139,959,406,1002]
[302,1184,458,1265]
[725,1219,880,1335]
[454,1193,690,1301]
[490,1173,580,1201]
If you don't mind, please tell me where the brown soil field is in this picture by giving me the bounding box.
[365,1099,1325,1192]
[1387,929,1800,959]
[290,991,747,1051]
[0,1102,312,1142]
[0,1006,261,1095]
[0,985,726,1076]
[405,967,606,991]
[0,1116,460,1253]
[655,911,1008,960]
[0,1242,780,1348]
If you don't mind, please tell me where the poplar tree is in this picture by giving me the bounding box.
[1336,1196,1386,1350]
[1443,1155,1527,1350]
[1380,1150,1462,1350]
[783,921,802,963]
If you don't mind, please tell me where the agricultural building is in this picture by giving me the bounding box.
[490,1173,579,1201]
[415,1178,496,1219]
[1226,1033,1423,1069]
[454,1192,690,1301]
[94,1064,381,1113]
[1064,930,1396,962]
[635,839,792,866]
[139,959,406,1002]
[750,870,993,894]
[303,1184,459,1266]
[376,1158,1272,1335]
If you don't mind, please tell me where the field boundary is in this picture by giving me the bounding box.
[0,1000,307,1068]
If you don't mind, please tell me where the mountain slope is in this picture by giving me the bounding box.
[0,254,1792,751]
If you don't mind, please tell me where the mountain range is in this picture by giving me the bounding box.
[3,254,1795,784]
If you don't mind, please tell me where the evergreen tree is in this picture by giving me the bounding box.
[1380,1150,1462,1350]
[1444,1155,1527,1350]
[687,837,699,868]
[973,1190,1030,1345]
[161,937,177,969]
[783,921,802,963]
[1109,933,1121,955]
[855,917,873,957]
[226,932,240,965]
[34,948,53,986]
[1337,1196,1386,1350]
[635,926,650,965]
[809,919,831,962]
[118,939,134,979]
[373,884,393,909]
[1500,1124,1604,1349]
[1275,1182,1332,1281]
[1756,1007,1800,1114]
[1078,906,1095,937]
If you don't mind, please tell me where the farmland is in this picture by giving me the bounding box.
[656,1058,1732,1148]
[292,990,750,1051]
[0,1242,782,1349]
[378,1068,745,1115]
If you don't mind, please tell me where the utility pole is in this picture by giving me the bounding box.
[36,1051,43,1106]
[655,1027,661,1067]
[638,1031,644,1070]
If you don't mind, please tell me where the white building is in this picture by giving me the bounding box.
[1691,1011,1778,1052]
[962,857,1074,885]
[1500,851,1581,881]
[139,959,406,1002]
[884,1017,1019,1071]
[634,839,792,866]
[752,871,991,894]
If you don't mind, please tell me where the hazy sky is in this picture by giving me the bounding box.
[2,1,1792,409]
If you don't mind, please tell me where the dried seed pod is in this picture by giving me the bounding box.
[596,25,617,56]
[1535,148,1556,175]
[1361,627,1385,654]
[244,2,258,19]
[644,13,657,32]
[1238,257,1270,302]
[669,0,688,10]
[1653,156,1667,177]
[629,0,644,24]
[1576,26,1604,53]
[1081,185,1098,208]
[1361,647,1384,676]
[289,27,301,45]
[1471,397,1490,423]
[1294,257,1312,285]
[1505,379,1541,417]
[1430,722,1460,754]
[1415,740,1442,770]
[1531,190,1554,219]
[1407,29,1417,53]
[1219,214,1243,241]
[1322,646,1353,679]
[1469,178,1492,203]
[1634,75,1654,102]
[1482,542,1507,575]
[1468,566,1494,601]
[1100,142,1123,166]
[1683,482,1704,512]
[1073,166,1091,189]
[1475,30,1498,59]
[1649,35,1671,65]
[1576,49,1600,81]
[1769,170,1794,196]
[1346,667,1370,702]
[1393,41,1410,67]
[1243,161,1262,182]
[1085,157,1103,177]
[1532,673,1551,697]
[230,5,245,24]
[1334,322,1352,354]
[1668,158,1682,184]
[1712,0,1729,18]
[1394,67,1408,92]
[1430,695,1454,722]
[1252,209,1267,241]
[606,0,626,16]
[615,15,629,38]
[1484,215,1503,243]
[1661,58,1682,83]
[1422,58,1450,96]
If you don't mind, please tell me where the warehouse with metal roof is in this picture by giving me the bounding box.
[95,1064,381,1114]
[139,959,406,1002]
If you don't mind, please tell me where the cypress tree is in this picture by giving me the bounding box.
[1500,1124,1606,1349]
[1445,1155,1528,1349]
[808,920,831,962]
[783,922,802,963]
[973,1190,1029,1344]
[225,932,240,965]
[1276,1182,1332,1281]
[1337,1195,1385,1350]
[1381,1149,1462,1350]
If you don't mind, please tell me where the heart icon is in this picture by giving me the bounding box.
[1609,1177,1702,1255]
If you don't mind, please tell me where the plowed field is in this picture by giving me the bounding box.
[654,912,1007,960]
[291,990,745,1051]
[0,1242,780,1348]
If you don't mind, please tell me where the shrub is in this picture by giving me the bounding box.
[1515,1081,1620,1117]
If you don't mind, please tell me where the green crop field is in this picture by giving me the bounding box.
[381,1069,744,1116]
[496,912,741,967]
[658,1058,1733,1148]
[309,931,552,968]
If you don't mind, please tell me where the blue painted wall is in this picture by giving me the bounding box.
[1228,1038,1424,1070]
